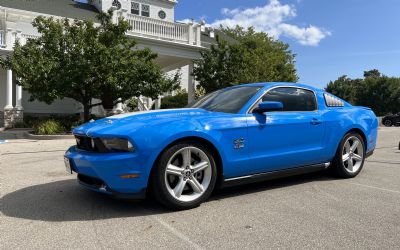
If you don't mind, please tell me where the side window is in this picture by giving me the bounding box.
[131,2,139,15]
[261,87,317,112]
[324,93,344,107]
[141,4,150,17]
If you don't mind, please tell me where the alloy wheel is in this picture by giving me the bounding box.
[342,136,364,173]
[164,147,212,202]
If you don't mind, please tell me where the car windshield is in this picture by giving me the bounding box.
[187,86,261,113]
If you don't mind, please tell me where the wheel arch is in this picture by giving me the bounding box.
[147,136,224,194]
[345,128,368,151]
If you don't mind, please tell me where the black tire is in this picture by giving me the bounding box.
[331,132,366,178]
[383,119,393,127]
[151,141,217,210]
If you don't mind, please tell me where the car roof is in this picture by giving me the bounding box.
[235,82,323,92]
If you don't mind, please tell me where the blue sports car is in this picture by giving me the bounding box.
[65,82,378,210]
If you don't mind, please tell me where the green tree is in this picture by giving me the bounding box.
[160,89,188,109]
[326,69,400,116]
[193,26,298,93]
[326,75,360,104]
[1,11,179,121]
[363,69,381,79]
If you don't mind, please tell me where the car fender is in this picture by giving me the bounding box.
[132,121,228,183]
[324,107,377,160]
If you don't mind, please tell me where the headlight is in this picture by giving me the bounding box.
[100,138,135,152]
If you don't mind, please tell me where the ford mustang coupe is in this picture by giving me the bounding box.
[65,82,378,210]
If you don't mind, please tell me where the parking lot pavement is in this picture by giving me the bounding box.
[1,128,399,250]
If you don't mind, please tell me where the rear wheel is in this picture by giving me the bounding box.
[332,132,365,178]
[151,142,217,210]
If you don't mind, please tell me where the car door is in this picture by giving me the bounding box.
[246,87,325,174]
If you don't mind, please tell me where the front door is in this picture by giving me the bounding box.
[246,87,325,174]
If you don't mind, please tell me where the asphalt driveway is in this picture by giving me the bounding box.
[1,127,399,249]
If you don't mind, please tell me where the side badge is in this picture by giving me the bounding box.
[233,138,245,149]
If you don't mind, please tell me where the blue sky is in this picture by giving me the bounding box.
[175,0,400,88]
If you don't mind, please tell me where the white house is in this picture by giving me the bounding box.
[0,0,218,128]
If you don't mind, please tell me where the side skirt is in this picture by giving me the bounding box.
[222,163,329,188]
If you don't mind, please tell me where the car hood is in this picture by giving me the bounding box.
[73,108,220,137]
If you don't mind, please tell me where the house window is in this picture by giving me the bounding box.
[112,0,121,10]
[141,4,150,17]
[131,2,139,15]
[158,10,166,20]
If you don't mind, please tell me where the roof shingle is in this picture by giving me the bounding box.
[0,0,99,20]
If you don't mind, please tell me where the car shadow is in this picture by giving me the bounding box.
[211,171,334,200]
[1,172,336,222]
[0,179,169,222]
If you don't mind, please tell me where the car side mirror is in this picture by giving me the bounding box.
[252,101,283,114]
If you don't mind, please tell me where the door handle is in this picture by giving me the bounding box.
[310,118,322,125]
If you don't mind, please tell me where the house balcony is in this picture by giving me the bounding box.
[0,6,203,50]
[125,14,202,46]
[0,29,40,50]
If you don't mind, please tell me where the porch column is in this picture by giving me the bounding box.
[4,70,13,110]
[3,70,15,128]
[14,77,24,124]
[15,84,23,110]
[188,62,195,103]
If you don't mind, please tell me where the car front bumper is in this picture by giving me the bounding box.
[64,146,149,199]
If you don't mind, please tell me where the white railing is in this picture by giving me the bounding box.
[21,33,39,40]
[137,97,150,111]
[0,30,5,47]
[0,6,202,48]
[126,14,193,45]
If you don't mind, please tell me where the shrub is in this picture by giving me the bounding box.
[34,119,65,135]
[22,114,83,133]
[12,121,32,129]
[22,115,40,128]
[161,91,188,109]
[52,114,82,131]
[195,86,206,99]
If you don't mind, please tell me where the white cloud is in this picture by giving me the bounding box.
[211,0,331,46]
[177,18,193,24]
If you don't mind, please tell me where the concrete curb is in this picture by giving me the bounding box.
[0,129,74,140]
[25,133,74,140]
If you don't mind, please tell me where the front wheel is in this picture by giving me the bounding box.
[151,142,217,210]
[383,119,393,127]
[331,132,366,178]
